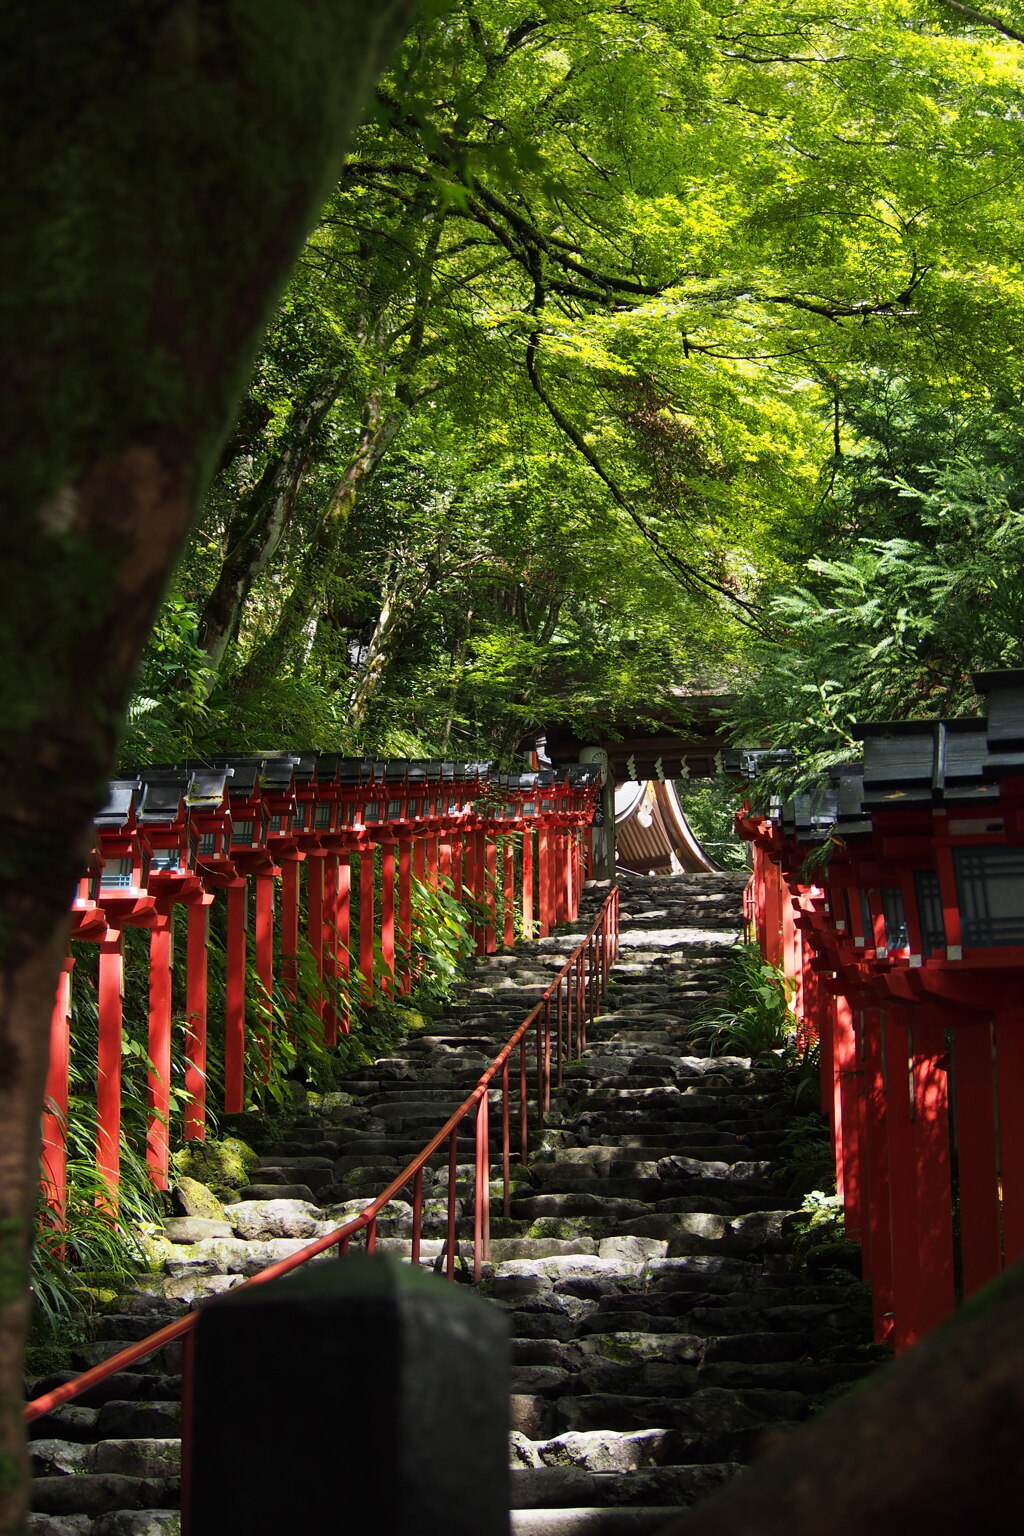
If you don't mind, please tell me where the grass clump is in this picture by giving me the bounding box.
[690,942,797,1058]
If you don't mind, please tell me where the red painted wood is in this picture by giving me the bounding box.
[996,1010,1024,1267]
[833,994,863,1244]
[439,836,452,888]
[537,830,550,938]
[502,838,515,948]
[398,839,413,995]
[322,852,339,1046]
[753,844,768,960]
[41,958,73,1223]
[184,899,211,1142]
[952,1019,1001,1298]
[254,870,275,1075]
[360,845,375,1004]
[97,930,125,1201]
[280,858,300,1004]
[224,883,247,1114]
[818,985,835,1123]
[336,854,352,1034]
[426,835,439,891]
[763,856,783,966]
[910,1019,956,1337]
[147,913,174,1189]
[883,1012,920,1352]
[521,831,534,939]
[485,834,498,954]
[413,836,426,886]
[381,843,396,994]
[781,888,799,1022]
[474,831,487,955]
[451,832,463,902]
[861,1009,894,1342]
[306,853,325,1028]
[549,831,561,927]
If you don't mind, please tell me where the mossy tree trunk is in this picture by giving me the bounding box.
[0,4,417,1528]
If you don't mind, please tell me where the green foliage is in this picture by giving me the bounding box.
[779,1113,840,1202]
[409,875,478,1006]
[36,861,479,1337]
[128,0,1024,764]
[690,942,797,1057]
[29,1099,165,1374]
[729,386,1024,780]
[672,776,749,870]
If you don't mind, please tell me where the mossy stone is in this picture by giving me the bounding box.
[172,1137,259,1199]
[172,1177,227,1222]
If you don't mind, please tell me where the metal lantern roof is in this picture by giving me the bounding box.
[184,767,233,809]
[137,772,189,824]
[95,779,141,829]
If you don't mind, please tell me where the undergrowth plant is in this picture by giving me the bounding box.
[690,942,798,1058]
[34,859,482,1344]
[29,1099,165,1376]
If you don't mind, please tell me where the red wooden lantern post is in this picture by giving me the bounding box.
[138,769,210,1187]
[398,836,413,993]
[535,824,550,938]
[258,753,302,1026]
[93,780,156,1204]
[188,767,235,1139]
[41,956,75,1227]
[220,761,272,1099]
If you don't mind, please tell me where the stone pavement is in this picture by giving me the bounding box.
[26,873,875,1535]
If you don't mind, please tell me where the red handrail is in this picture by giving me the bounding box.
[25,883,620,1430]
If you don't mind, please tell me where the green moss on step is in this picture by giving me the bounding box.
[171,1138,258,1199]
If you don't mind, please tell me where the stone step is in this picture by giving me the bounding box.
[511,1507,685,1535]
[510,1460,737,1508]
[29,1438,181,1479]
[30,1474,179,1520]
[27,872,879,1536]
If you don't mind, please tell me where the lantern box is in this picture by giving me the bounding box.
[94,778,156,924]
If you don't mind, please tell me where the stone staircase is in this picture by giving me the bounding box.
[27,873,876,1535]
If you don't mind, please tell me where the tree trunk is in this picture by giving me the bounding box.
[234,208,447,690]
[197,373,343,676]
[343,578,419,743]
[0,5,415,1528]
[236,399,406,689]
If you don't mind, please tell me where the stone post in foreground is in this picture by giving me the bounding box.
[188,1253,510,1534]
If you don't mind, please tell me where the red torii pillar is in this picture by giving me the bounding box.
[484,833,498,953]
[280,854,302,1006]
[96,927,125,1200]
[536,828,550,938]
[322,852,339,1044]
[952,1017,1001,1300]
[306,850,326,1028]
[502,837,515,948]
[334,853,352,1034]
[380,840,396,995]
[451,827,464,901]
[147,908,174,1189]
[359,843,376,1005]
[996,1008,1024,1267]
[184,894,214,1142]
[41,957,74,1226]
[859,1006,894,1344]
[521,830,534,939]
[224,880,248,1114]
[398,837,413,995]
[254,868,276,1078]
[910,1016,955,1336]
